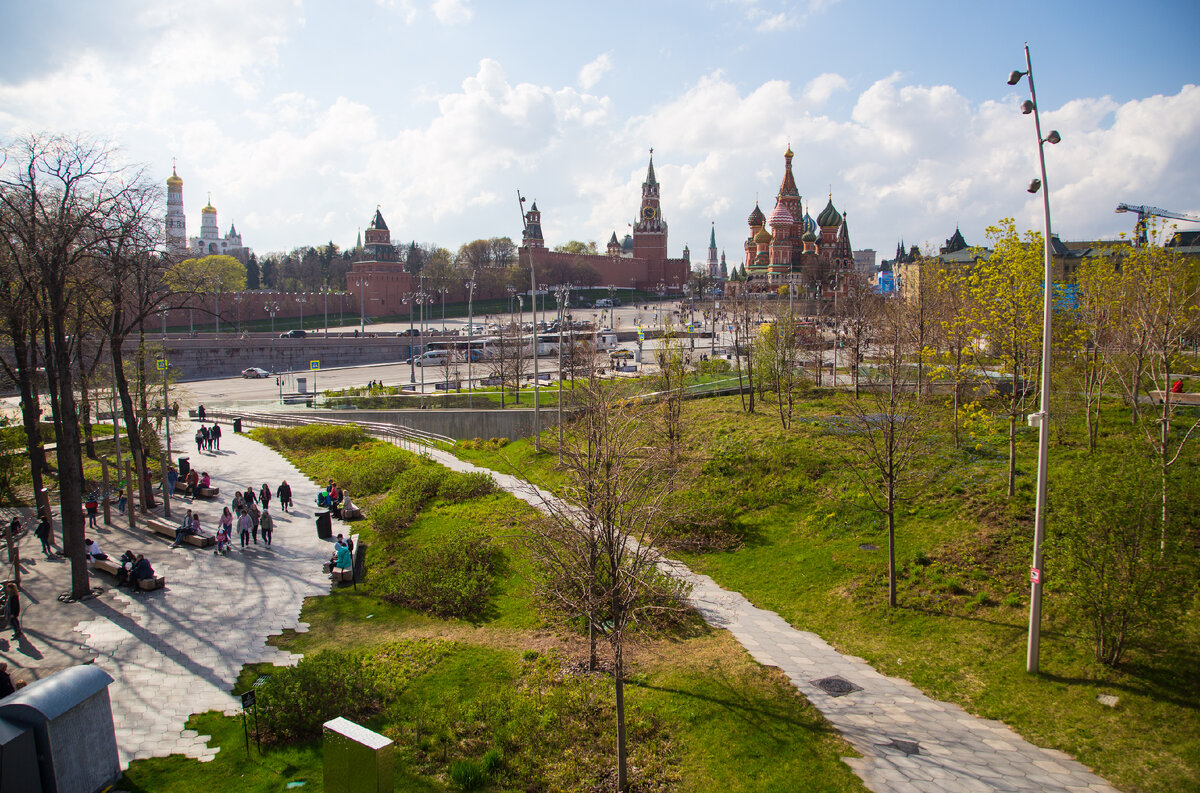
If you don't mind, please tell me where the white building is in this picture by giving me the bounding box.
[165,166,249,262]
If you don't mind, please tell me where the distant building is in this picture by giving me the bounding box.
[519,152,691,291]
[164,166,250,263]
[738,147,856,303]
[853,248,876,280]
[347,208,413,322]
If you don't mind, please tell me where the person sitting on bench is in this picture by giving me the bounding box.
[184,469,200,497]
[200,472,211,490]
[117,550,136,586]
[317,488,330,508]
[129,555,155,589]
[85,537,108,561]
[330,541,352,575]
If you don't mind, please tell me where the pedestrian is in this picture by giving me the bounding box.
[85,492,99,528]
[201,425,210,451]
[247,500,261,544]
[3,583,20,639]
[33,517,50,556]
[211,422,221,451]
[166,466,179,498]
[0,661,15,697]
[116,489,127,515]
[231,490,245,518]
[259,483,271,511]
[243,486,257,508]
[237,509,252,549]
[259,506,273,547]
[198,404,206,421]
[195,428,203,454]
[276,480,292,514]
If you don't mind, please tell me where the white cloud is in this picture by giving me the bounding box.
[431,0,472,25]
[803,73,849,106]
[578,53,613,90]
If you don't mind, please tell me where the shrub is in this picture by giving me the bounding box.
[255,424,370,451]
[480,747,503,775]
[449,759,486,790]
[696,358,731,375]
[255,640,450,746]
[438,471,497,502]
[378,529,500,619]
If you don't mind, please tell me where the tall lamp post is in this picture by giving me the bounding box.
[465,275,476,406]
[296,295,308,332]
[233,292,245,336]
[265,301,280,334]
[351,275,370,334]
[1008,44,1062,675]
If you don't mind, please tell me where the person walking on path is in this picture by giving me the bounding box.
[276,480,292,514]
[3,582,21,639]
[116,489,127,514]
[237,509,252,550]
[247,501,261,545]
[197,404,206,421]
[231,491,245,519]
[85,493,99,528]
[259,483,271,512]
[166,466,179,499]
[259,507,274,547]
[194,428,203,454]
[211,423,221,451]
[34,516,51,557]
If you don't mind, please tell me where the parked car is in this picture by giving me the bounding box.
[279,329,307,338]
[241,367,270,378]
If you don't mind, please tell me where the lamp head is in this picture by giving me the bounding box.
[1007,70,1026,86]
[1027,178,1042,194]
[1020,100,1035,115]
[1045,130,1061,144]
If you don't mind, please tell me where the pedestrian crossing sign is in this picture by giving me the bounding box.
[310,360,320,370]
[156,359,167,370]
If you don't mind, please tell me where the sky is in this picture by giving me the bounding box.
[2,0,1198,266]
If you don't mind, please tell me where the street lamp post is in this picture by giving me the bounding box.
[323,285,330,338]
[296,295,308,331]
[159,309,168,339]
[351,275,370,334]
[233,292,245,336]
[466,276,476,407]
[1008,44,1062,675]
[265,301,280,334]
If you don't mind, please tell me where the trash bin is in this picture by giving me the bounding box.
[178,456,190,478]
[316,510,332,540]
[233,418,243,434]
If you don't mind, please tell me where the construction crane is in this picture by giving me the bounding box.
[1115,203,1200,246]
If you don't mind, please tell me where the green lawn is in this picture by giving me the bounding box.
[120,424,869,792]
[443,391,1200,793]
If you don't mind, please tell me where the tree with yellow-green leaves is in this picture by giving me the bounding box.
[166,254,246,295]
[1069,256,1122,452]
[964,219,1045,498]
[932,259,976,449]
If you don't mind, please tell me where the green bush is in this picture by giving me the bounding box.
[696,358,732,375]
[449,759,486,790]
[254,424,370,451]
[438,471,497,502]
[255,640,450,746]
[378,529,500,619]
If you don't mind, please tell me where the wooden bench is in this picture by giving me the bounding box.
[176,482,220,499]
[1149,390,1200,406]
[147,519,216,548]
[330,533,360,583]
[92,557,122,577]
[137,575,165,591]
[339,492,362,521]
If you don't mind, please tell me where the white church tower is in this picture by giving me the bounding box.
[165,165,186,258]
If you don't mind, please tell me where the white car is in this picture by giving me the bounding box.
[241,367,270,379]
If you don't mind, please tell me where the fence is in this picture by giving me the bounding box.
[198,409,455,453]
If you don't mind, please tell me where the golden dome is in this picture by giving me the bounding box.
[202,204,217,214]
[166,172,183,187]
[754,228,773,245]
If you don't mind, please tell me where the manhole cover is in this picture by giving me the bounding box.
[883,738,920,756]
[858,543,878,551]
[813,675,862,697]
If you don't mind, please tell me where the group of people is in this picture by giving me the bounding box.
[317,481,347,518]
[115,549,156,589]
[365,379,384,389]
[179,469,212,498]
[194,423,222,453]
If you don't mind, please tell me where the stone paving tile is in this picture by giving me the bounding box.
[421,446,1122,793]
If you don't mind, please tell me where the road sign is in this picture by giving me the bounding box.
[241,689,256,708]
[156,359,167,371]
[1030,567,1041,584]
[309,360,320,371]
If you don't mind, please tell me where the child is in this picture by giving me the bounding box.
[214,526,231,556]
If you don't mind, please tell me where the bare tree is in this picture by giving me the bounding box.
[729,290,759,413]
[0,135,145,599]
[756,305,803,429]
[652,321,689,457]
[487,324,529,406]
[523,371,690,792]
[839,273,877,400]
[841,295,937,607]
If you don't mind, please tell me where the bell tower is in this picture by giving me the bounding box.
[165,162,186,258]
[632,149,667,265]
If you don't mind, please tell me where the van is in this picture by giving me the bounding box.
[595,298,613,308]
[414,350,452,367]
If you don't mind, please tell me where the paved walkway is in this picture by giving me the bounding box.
[422,446,1120,793]
[1,422,349,766]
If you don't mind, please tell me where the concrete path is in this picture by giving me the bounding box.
[1,423,350,766]
[421,446,1120,793]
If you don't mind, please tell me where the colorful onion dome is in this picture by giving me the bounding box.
[747,202,766,228]
[754,228,773,245]
[768,202,795,227]
[817,197,842,228]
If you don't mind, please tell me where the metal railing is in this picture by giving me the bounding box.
[196,409,454,453]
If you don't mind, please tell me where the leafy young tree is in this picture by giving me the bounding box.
[965,220,1044,498]
[552,240,599,256]
[932,261,975,448]
[652,321,689,457]
[1065,256,1120,451]
[1048,455,1195,666]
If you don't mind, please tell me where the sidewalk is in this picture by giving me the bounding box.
[0,425,351,767]
[421,446,1120,793]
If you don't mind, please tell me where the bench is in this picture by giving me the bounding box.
[330,533,360,583]
[339,492,362,521]
[137,575,165,591]
[147,519,216,548]
[176,482,220,499]
[92,557,122,577]
[1149,390,1200,406]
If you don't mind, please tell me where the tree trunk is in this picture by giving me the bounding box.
[612,630,628,793]
[1007,412,1016,498]
[9,323,50,532]
[80,365,96,458]
[110,336,151,512]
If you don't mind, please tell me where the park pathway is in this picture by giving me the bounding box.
[422,446,1120,793]
[2,425,346,767]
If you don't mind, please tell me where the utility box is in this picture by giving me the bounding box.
[297,377,308,394]
[0,665,119,793]
[323,717,393,793]
[0,716,42,793]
